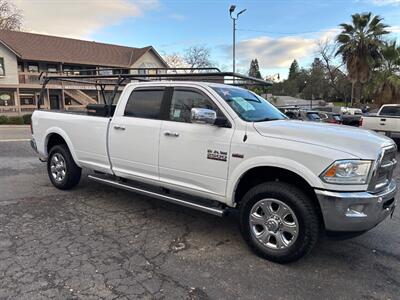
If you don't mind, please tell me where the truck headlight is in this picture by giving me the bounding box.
[320,160,372,185]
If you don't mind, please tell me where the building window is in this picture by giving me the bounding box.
[0,92,14,106]
[47,64,58,72]
[18,63,24,72]
[63,65,81,75]
[0,57,5,76]
[28,64,39,73]
[20,95,35,106]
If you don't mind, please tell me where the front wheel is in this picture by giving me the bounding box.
[47,144,81,190]
[239,182,320,263]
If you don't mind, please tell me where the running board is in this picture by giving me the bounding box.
[88,175,226,217]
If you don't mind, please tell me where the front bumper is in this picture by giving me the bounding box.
[315,180,397,232]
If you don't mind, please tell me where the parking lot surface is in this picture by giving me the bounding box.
[0,127,399,299]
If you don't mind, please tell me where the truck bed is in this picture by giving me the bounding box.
[32,110,112,173]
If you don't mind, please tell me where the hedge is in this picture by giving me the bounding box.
[0,114,31,125]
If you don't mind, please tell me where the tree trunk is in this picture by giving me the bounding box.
[351,82,355,106]
[351,81,362,106]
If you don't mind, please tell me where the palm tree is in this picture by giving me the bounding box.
[335,12,389,105]
[372,41,400,105]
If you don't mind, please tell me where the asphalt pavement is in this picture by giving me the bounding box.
[0,126,399,299]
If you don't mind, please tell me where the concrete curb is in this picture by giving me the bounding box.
[0,125,30,128]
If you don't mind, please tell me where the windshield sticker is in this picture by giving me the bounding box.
[232,97,255,111]
[221,89,231,97]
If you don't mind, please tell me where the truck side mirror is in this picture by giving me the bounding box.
[190,108,217,125]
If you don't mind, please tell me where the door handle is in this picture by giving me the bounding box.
[164,131,179,137]
[113,125,126,130]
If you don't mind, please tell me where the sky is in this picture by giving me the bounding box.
[13,0,400,79]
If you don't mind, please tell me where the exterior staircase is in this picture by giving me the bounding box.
[64,90,97,106]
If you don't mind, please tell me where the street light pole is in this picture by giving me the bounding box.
[232,17,236,74]
[229,5,246,75]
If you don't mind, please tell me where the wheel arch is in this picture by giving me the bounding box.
[44,129,81,167]
[230,165,324,226]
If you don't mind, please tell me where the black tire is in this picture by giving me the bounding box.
[239,182,320,263]
[47,144,81,190]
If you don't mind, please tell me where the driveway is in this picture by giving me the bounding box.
[0,127,399,299]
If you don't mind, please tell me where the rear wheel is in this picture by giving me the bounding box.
[239,182,320,263]
[47,144,81,190]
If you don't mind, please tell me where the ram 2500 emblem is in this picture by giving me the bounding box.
[207,149,227,162]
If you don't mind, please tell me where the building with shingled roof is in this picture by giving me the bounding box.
[0,30,168,115]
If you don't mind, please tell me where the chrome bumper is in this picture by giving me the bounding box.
[315,180,397,232]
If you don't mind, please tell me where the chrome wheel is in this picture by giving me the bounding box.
[50,153,66,182]
[249,198,299,250]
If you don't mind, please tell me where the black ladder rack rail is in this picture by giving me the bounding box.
[37,67,272,111]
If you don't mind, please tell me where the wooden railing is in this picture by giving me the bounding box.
[18,72,41,85]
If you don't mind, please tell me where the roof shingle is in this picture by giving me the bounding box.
[0,30,160,68]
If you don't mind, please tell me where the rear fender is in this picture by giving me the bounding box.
[43,127,81,167]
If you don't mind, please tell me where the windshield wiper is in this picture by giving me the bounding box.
[254,117,281,122]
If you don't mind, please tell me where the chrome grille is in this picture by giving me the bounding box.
[369,145,397,193]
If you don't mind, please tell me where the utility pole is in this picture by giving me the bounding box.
[229,5,246,75]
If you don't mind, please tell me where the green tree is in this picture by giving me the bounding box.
[371,41,400,105]
[335,12,389,105]
[288,60,300,80]
[302,58,329,100]
[248,59,262,79]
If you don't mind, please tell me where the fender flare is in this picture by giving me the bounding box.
[226,156,323,206]
[43,127,82,167]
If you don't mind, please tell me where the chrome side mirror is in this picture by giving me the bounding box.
[190,108,217,125]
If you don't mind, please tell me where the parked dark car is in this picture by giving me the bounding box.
[342,114,362,127]
[299,110,321,122]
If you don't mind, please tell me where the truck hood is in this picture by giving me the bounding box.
[253,120,394,158]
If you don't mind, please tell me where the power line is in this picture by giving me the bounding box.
[236,28,339,36]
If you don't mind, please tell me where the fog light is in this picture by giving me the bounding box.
[346,204,367,217]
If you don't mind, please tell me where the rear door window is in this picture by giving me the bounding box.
[124,89,164,119]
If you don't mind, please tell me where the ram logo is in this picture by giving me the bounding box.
[207,149,228,162]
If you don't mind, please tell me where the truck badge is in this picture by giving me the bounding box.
[207,149,227,161]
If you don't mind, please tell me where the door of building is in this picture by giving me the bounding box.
[49,95,60,110]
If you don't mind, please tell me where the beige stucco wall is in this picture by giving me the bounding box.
[130,50,167,69]
[0,43,18,85]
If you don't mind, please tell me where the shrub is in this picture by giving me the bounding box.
[7,116,24,125]
[0,115,8,124]
[22,114,32,124]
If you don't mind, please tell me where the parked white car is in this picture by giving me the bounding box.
[361,104,400,137]
[341,107,363,115]
[31,81,397,263]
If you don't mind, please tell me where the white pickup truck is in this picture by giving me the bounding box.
[362,104,400,136]
[31,79,397,263]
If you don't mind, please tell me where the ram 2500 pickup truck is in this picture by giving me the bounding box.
[31,81,397,263]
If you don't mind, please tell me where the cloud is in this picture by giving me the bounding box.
[14,0,159,38]
[222,29,339,70]
[370,0,400,5]
[389,25,400,33]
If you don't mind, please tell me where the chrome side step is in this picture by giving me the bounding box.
[88,175,226,217]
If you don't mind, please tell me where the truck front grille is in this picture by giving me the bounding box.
[369,145,397,193]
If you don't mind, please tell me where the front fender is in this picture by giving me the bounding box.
[226,156,323,206]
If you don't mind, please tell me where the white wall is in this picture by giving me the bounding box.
[131,50,167,69]
[0,43,18,85]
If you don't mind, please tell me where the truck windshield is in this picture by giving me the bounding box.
[212,86,286,122]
